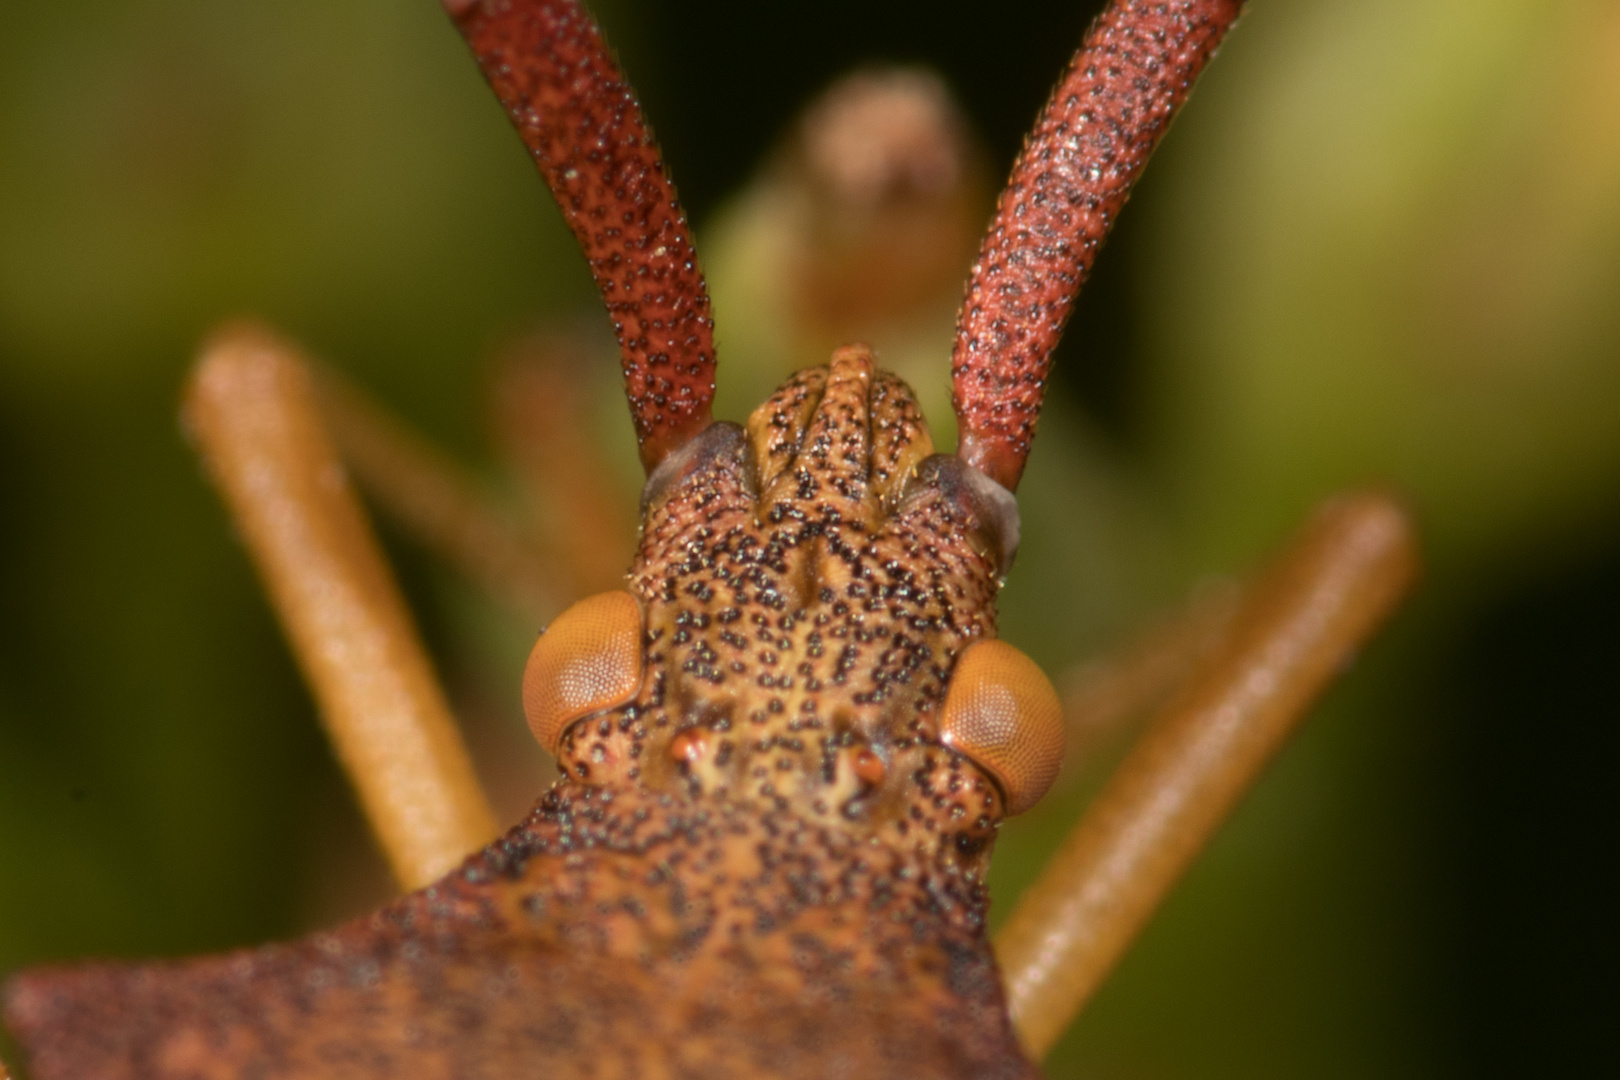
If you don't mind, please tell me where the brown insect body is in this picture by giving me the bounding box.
[2,1,1268,1076]
[7,348,1034,1078]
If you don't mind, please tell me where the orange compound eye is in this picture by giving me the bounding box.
[522,591,645,754]
[938,639,1065,816]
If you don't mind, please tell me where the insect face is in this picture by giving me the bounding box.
[525,344,1055,875]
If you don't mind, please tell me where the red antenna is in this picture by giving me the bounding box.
[951,0,1246,493]
[445,0,716,474]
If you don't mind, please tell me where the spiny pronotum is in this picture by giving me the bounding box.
[1,1,1417,1077]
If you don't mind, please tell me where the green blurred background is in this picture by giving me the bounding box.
[2,0,1618,1075]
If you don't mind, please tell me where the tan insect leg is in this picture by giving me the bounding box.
[314,366,562,624]
[1059,578,1242,765]
[183,323,499,891]
[996,492,1420,1059]
[489,331,637,599]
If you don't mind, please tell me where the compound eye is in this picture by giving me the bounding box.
[522,591,644,754]
[938,640,1064,815]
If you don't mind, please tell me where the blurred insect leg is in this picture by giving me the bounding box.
[490,331,637,598]
[1059,578,1241,767]
[184,323,499,891]
[996,493,1419,1059]
[314,366,562,624]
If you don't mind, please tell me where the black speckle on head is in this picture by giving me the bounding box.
[557,347,1012,874]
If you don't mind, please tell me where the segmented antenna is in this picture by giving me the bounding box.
[951,0,1246,492]
[445,0,716,473]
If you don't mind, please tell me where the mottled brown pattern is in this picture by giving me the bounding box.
[4,355,1035,1079]
[447,0,716,472]
[7,785,1030,1080]
[951,0,1245,491]
[563,345,1009,869]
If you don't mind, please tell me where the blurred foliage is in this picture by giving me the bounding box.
[2,0,1618,1076]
